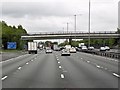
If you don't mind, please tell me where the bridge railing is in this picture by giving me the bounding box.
[28,31,117,35]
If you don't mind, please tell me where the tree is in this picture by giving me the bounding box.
[1,21,27,49]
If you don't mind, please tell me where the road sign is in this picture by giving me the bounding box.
[7,42,17,49]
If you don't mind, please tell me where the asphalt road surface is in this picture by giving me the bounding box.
[1,50,119,89]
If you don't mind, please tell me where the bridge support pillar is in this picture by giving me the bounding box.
[69,38,72,45]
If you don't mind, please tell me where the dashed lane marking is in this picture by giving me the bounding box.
[59,66,62,69]
[113,73,120,78]
[57,59,59,61]
[26,62,29,65]
[61,74,65,79]
[18,67,22,70]
[58,62,60,64]
[87,61,90,63]
[96,65,101,68]
[1,76,8,81]
[31,60,33,61]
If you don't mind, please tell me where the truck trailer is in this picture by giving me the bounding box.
[28,42,38,54]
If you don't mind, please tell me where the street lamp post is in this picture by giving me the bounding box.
[66,22,69,42]
[74,15,77,41]
[88,0,91,47]
[67,22,69,33]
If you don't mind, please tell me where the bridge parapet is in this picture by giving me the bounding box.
[28,31,117,35]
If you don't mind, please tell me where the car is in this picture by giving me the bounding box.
[81,46,87,50]
[104,46,110,51]
[69,47,76,53]
[100,47,106,51]
[88,46,94,50]
[45,48,52,53]
[61,49,70,56]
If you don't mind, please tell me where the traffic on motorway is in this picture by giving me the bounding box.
[1,42,119,89]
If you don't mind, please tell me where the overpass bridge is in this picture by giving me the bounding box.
[21,31,120,40]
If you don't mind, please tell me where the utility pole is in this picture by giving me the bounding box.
[88,0,91,47]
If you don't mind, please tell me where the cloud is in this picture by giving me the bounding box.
[1,0,119,33]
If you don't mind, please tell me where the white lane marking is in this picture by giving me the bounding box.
[96,65,101,68]
[57,59,59,61]
[0,54,29,63]
[61,74,65,79]
[113,73,120,78]
[87,61,90,63]
[59,66,62,68]
[58,62,60,64]
[26,62,29,65]
[114,60,118,62]
[1,76,8,81]
[81,58,83,59]
[31,60,33,61]
[18,67,22,70]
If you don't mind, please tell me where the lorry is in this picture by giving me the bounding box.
[28,42,38,54]
[53,44,60,51]
[65,45,71,50]
[78,43,85,48]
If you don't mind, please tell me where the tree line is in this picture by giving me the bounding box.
[0,21,28,50]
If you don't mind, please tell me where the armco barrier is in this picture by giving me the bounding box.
[81,50,119,59]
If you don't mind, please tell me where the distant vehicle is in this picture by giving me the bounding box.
[104,46,110,51]
[61,49,70,56]
[69,47,76,53]
[88,46,94,50]
[81,46,87,50]
[65,45,71,50]
[53,44,60,51]
[78,43,85,48]
[45,48,52,53]
[28,42,37,54]
[38,44,43,50]
[100,47,106,51]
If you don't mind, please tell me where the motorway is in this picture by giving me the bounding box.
[1,50,119,89]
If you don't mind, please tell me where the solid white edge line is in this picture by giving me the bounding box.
[0,54,29,63]
[1,76,8,81]
[61,74,65,79]
[113,73,120,78]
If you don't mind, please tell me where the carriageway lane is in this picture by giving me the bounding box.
[56,52,118,88]
[2,52,64,88]
[2,54,37,77]
[2,50,119,88]
[75,52,119,74]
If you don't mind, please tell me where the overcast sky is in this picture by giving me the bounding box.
[1,0,119,33]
